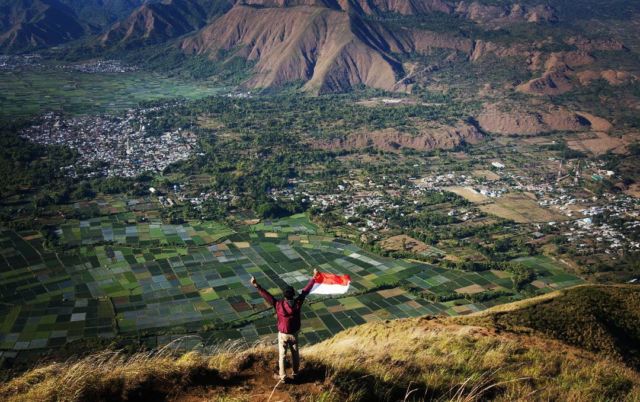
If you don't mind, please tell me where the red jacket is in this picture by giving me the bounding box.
[256,278,315,335]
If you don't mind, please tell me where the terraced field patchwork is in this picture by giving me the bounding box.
[0,214,585,359]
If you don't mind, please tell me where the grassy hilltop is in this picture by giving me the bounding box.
[1,284,639,401]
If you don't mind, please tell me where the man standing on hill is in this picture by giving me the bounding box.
[250,269,317,383]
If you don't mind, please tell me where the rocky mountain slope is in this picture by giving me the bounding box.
[4,0,639,103]
[180,5,408,93]
[1,285,638,401]
[98,0,239,48]
[99,0,204,47]
[98,0,234,47]
[235,0,556,23]
[175,0,562,93]
[0,0,88,53]
[180,0,539,93]
[59,0,155,27]
[168,0,636,96]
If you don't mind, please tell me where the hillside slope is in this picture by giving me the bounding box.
[460,284,640,370]
[1,285,639,401]
[0,0,87,53]
[99,0,213,48]
[179,3,480,93]
[180,5,406,93]
[59,0,154,27]
[169,0,632,94]
[4,0,635,99]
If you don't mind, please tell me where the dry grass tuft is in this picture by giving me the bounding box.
[304,317,640,401]
[0,339,248,402]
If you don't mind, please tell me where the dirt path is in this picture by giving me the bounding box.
[173,350,328,402]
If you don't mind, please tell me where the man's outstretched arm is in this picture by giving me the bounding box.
[298,269,318,301]
[250,276,276,306]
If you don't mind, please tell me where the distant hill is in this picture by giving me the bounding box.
[110,0,638,94]
[1,285,639,401]
[180,5,407,93]
[98,0,233,48]
[107,0,559,93]
[179,3,485,93]
[2,0,640,97]
[59,0,156,27]
[0,0,88,53]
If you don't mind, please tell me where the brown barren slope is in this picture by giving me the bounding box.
[241,0,453,15]
[179,3,483,93]
[312,122,482,151]
[181,5,405,93]
[477,104,612,136]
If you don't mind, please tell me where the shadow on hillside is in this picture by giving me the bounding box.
[236,349,329,384]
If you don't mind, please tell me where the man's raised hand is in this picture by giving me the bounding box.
[250,276,258,288]
[313,268,319,278]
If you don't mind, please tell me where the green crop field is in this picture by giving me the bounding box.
[0,205,585,356]
[0,68,227,119]
[513,256,584,289]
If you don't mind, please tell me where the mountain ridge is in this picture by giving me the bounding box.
[59,0,154,27]
[1,0,638,96]
[99,0,209,47]
[178,3,499,93]
[0,0,88,53]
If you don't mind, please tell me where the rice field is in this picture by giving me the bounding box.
[0,210,585,359]
[0,69,226,119]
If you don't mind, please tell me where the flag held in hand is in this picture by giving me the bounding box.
[310,271,351,295]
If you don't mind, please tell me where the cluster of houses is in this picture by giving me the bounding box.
[561,196,640,255]
[281,161,638,257]
[261,172,483,232]
[61,60,138,74]
[0,54,43,71]
[0,56,135,73]
[565,219,639,255]
[172,148,639,262]
[21,108,196,178]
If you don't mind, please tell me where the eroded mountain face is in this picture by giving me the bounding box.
[135,0,633,101]
[173,0,567,93]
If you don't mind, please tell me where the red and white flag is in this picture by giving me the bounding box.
[310,272,351,295]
